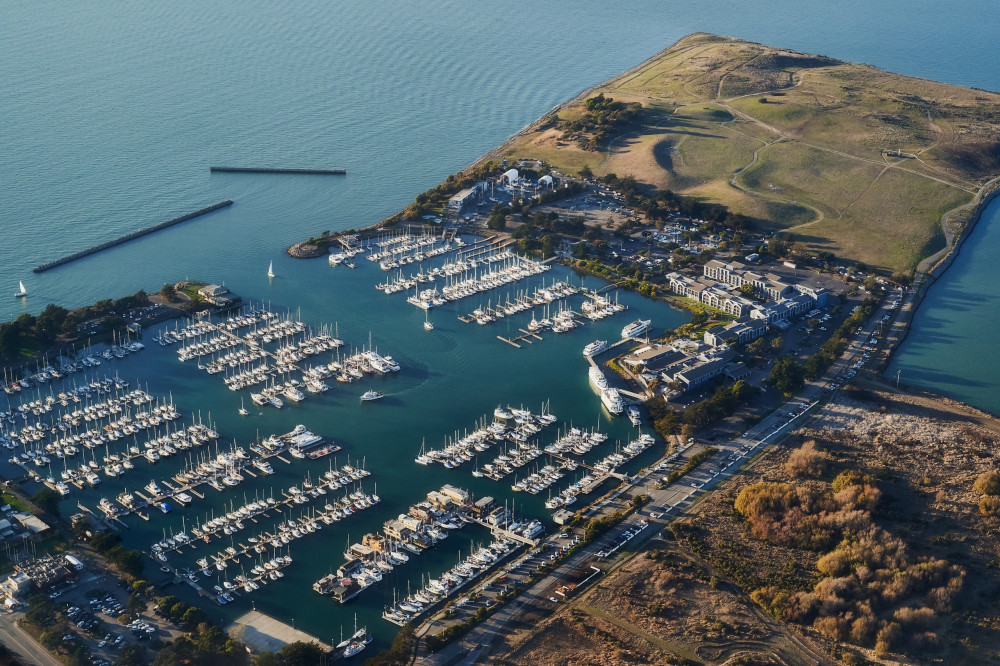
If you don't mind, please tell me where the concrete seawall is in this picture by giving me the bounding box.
[210,166,346,175]
[32,200,233,273]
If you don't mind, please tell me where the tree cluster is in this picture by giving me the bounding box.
[681,380,757,428]
[558,94,644,150]
[737,468,964,658]
[89,530,144,578]
[151,624,248,666]
[0,290,149,363]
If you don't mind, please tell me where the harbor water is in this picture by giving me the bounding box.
[2,248,689,645]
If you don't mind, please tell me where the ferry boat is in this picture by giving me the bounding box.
[621,319,651,339]
[360,390,383,402]
[600,388,625,415]
[588,365,608,391]
[582,339,607,357]
[627,405,642,426]
[287,427,323,451]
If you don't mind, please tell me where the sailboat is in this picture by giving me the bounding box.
[14,281,26,299]
[424,310,434,331]
[267,261,275,279]
[238,396,248,416]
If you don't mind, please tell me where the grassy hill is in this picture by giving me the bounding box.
[492,33,1000,273]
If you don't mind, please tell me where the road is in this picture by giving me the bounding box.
[0,612,64,666]
[417,290,901,664]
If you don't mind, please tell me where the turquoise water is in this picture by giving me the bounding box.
[887,200,1000,414]
[5,0,1000,648]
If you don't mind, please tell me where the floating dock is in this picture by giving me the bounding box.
[32,200,233,273]
[210,166,346,175]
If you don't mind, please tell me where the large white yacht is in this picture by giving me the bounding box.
[588,365,609,391]
[582,340,608,357]
[600,388,625,415]
[621,319,651,339]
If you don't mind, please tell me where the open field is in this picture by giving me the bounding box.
[491,33,1000,273]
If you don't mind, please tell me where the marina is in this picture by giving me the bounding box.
[1,256,689,648]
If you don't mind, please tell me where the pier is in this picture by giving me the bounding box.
[210,166,346,175]
[32,200,233,273]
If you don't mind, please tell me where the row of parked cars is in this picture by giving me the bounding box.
[89,593,126,618]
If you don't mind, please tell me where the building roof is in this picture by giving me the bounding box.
[676,358,724,383]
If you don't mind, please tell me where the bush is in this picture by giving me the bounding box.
[973,470,1000,496]
[979,496,1000,516]
[784,440,826,479]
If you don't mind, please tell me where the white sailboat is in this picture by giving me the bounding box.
[267,261,275,279]
[238,396,248,416]
[424,310,434,331]
[14,281,27,298]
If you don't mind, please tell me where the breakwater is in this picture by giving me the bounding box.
[210,166,346,175]
[32,200,233,273]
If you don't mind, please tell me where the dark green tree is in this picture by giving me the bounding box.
[32,487,61,515]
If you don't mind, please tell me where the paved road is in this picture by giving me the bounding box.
[0,612,63,666]
[416,292,900,664]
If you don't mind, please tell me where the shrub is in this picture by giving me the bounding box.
[979,496,1000,516]
[874,622,901,657]
[973,470,1000,496]
[784,440,826,478]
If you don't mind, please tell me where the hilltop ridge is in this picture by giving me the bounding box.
[490,33,1000,273]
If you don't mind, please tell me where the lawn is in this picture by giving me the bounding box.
[482,32,1000,271]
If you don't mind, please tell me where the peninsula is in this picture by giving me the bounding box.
[295,33,1000,278]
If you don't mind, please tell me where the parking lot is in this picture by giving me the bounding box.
[43,573,182,665]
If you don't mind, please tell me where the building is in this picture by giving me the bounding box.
[622,345,686,372]
[197,284,236,307]
[471,496,496,519]
[1,572,30,599]
[673,358,725,389]
[703,318,767,346]
[12,513,48,535]
[440,484,469,505]
[446,182,485,213]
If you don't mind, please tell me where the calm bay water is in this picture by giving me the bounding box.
[4,0,1000,648]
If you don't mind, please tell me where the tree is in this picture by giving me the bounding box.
[770,356,805,395]
[770,336,785,352]
[160,283,177,302]
[486,204,508,231]
[33,487,61,515]
[279,641,325,666]
[578,165,593,179]
[115,643,146,666]
[72,515,93,540]
[181,606,209,629]
[114,549,145,578]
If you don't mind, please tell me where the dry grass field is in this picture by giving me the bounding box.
[492,33,1000,273]
[493,386,1000,665]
